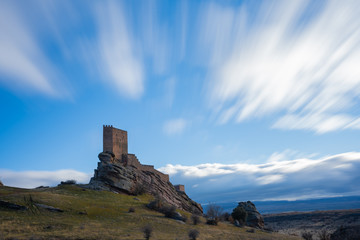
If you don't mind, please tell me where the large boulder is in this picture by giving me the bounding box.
[89,152,203,214]
[237,201,264,229]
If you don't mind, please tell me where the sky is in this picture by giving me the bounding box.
[1,0,360,204]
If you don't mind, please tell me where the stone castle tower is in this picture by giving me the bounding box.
[103,125,128,159]
[101,125,170,183]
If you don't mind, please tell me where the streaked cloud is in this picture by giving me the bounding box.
[202,0,360,133]
[160,152,360,202]
[0,2,64,96]
[163,118,188,135]
[0,169,91,189]
[94,1,144,99]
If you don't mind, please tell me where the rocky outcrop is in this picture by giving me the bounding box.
[0,180,3,187]
[237,201,264,229]
[89,152,203,214]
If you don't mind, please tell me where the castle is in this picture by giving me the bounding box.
[102,125,171,183]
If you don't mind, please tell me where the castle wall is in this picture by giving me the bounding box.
[125,154,169,182]
[174,184,185,192]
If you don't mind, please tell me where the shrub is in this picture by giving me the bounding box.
[162,205,177,218]
[128,207,135,213]
[302,231,313,240]
[231,206,247,225]
[191,214,201,225]
[133,182,146,196]
[206,203,223,225]
[206,218,218,225]
[188,229,200,240]
[60,179,76,185]
[142,224,153,240]
[146,194,164,211]
[221,212,231,221]
[182,214,188,223]
[317,229,330,240]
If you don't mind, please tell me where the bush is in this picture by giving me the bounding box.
[206,203,223,224]
[146,194,164,211]
[317,229,330,240]
[60,179,76,185]
[206,218,218,225]
[231,206,247,225]
[182,214,188,223]
[188,229,200,240]
[133,182,146,196]
[221,212,231,221]
[302,231,313,240]
[142,224,153,240]
[162,205,177,218]
[128,207,135,213]
[191,214,201,225]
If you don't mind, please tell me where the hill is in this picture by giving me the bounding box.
[0,185,301,240]
[264,209,360,237]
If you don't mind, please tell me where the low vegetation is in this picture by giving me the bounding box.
[188,229,200,240]
[231,205,248,226]
[0,185,302,239]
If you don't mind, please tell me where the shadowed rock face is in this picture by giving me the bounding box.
[0,181,3,187]
[89,152,203,214]
[237,201,264,229]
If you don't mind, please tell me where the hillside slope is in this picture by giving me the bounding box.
[0,185,301,240]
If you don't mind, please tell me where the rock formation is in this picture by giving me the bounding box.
[89,152,203,214]
[0,180,3,187]
[237,201,264,229]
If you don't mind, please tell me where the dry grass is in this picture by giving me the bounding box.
[0,185,301,240]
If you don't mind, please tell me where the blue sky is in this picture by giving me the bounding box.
[1,0,360,204]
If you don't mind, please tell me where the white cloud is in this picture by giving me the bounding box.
[163,118,188,135]
[202,0,360,133]
[94,1,144,99]
[159,152,360,202]
[0,169,91,189]
[0,2,64,96]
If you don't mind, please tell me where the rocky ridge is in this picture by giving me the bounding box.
[89,152,203,214]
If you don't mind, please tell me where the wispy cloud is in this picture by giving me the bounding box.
[0,2,65,97]
[163,118,188,135]
[94,1,144,99]
[202,0,360,133]
[159,152,360,202]
[0,169,91,189]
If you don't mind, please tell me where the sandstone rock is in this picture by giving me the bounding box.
[237,201,264,229]
[89,152,203,214]
[35,203,63,212]
[0,200,27,211]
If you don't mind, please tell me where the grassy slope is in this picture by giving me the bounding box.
[0,185,301,240]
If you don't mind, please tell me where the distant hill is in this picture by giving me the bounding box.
[213,196,360,214]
